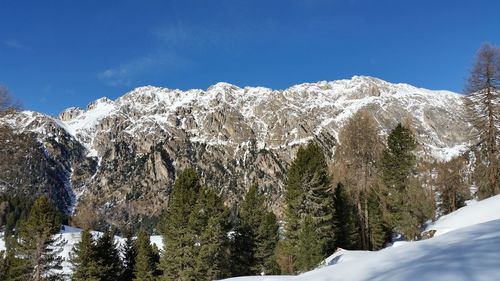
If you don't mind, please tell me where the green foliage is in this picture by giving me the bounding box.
[160,168,231,280]
[70,229,101,281]
[94,229,123,281]
[160,168,201,281]
[10,195,65,281]
[133,230,158,281]
[0,193,34,237]
[188,187,231,280]
[367,189,387,250]
[254,212,280,275]
[381,123,417,192]
[333,183,359,250]
[283,143,334,272]
[121,232,137,281]
[295,215,323,271]
[381,123,430,239]
[231,185,279,275]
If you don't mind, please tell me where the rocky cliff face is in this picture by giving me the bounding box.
[0,76,471,226]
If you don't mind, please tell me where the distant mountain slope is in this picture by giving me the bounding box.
[0,76,471,225]
[222,195,500,281]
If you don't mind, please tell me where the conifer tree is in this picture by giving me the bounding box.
[381,123,429,239]
[12,195,65,281]
[282,142,334,273]
[94,229,123,281]
[254,212,280,275]
[70,229,101,281]
[121,231,137,281]
[134,230,157,281]
[231,184,280,275]
[189,187,231,280]
[295,215,323,271]
[333,183,359,250]
[160,168,201,281]
[367,189,386,250]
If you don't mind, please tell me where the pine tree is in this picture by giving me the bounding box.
[295,215,323,271]
[160,168,201,281]
[381,123,429,239]
[254,212,280,275]
[282,142,334,273]
[367,189,386,250]
[232,184,279,275]
[122,231,137,281]
[133,230,157,281]
[70,229,101,281]
[94,229,123,281]
[464,43,500,198]
[189,187,231,281]
[333,183,359,250]
[12,195,65,281]
[229,222,255,277]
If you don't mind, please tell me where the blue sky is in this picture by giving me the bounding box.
[1,0,499,115]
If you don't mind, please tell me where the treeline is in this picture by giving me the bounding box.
[277,120,434,273]
[0,170,280,281]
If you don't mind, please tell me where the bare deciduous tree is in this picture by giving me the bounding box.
[334,110,384,250]
[464,43,500,198]
[0,84,20,113]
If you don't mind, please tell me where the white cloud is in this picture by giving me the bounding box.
[97,52,189,87]
[3,39,31,51]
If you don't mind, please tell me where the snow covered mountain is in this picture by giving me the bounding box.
[222,195,500,281]
[0,76,471,225]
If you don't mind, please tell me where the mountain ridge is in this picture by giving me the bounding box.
[0,76,471,226]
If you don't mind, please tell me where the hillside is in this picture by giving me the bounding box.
[0,76,470,226]
[222,195,500,281]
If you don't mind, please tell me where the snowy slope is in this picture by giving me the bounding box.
[223,195,500,281]
[425,196,500,237]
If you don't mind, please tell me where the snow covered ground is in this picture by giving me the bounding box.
[224,195,500,281]
[1,195,500,280]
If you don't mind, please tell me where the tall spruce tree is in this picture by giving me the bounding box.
[367,189,386,250]
[11,195,65,281]
[189,187,231,281]
[160,168,201,281]
[295,215,323,271]
[70,229,101,281]
[233,185,279,275]
[464,43,500,199]
[122,231,137,281]
[381,123,430,239]
[254,212,280,275]
[333,183,359,250]
[282,142,334,273]
[133,230,157,281]
[94,229,123,281]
